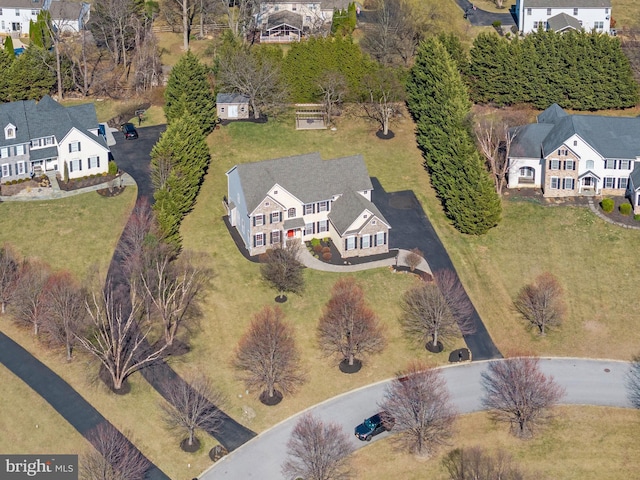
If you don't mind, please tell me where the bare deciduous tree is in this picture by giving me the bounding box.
[282,413,353,480]
[317,277,386,370]
[443,446,527,480]
[214,0,257,39]
[404,248,423,272]
[11,260,51,336]
[160,373,225,448]
[317,71,347,126]
[234,305,304,404]
[474,118,517,195]
[401,270,474,351]
[380,362,457,456]
[360,67,404,136]
[626,354,640,409]
[141,250,208,347]
[481,357,565,438]
[75,284,167,392]
[514,272,565,335]
[0,244,20,314]
[82,423,150,480]
[260,241,305,301]
[42,271,87,361]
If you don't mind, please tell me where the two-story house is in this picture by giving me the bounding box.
[257,0,348,42]
[0,95,110,182]
[225,153,391,258]
[0,0,48,34]
[515,0,612,34]
[507,104,640,201]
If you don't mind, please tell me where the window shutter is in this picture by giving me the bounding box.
[279,211,282,222]
[270,232,273,244]
[313,204,316,214]
[8,164,11,176]
[253,216,256,227]
[345,239,348,250]
[97,156,100,168]
[359,237,362,249]
[79,159,82,171]
[384,232,387,245]
[253,236,256,247]
[69,143,72,153]
[78,142,81,152]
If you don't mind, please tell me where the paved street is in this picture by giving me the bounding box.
[201,358,633,480]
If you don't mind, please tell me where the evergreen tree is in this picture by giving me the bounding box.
[164,51,216,133]
[4,36,15,60]
[151,115,211,247]
[407,38,501,234]
[6,47,56,101]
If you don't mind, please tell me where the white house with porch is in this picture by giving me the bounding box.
[0,95,109,182]
[515,0,612,34]
[508,104,640,199]
[225,152,391,258]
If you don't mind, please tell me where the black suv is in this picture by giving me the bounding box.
[354,412,393,441]
[121,123,138,139]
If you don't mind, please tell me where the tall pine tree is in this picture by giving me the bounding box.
[164,51,216,133]
[407,38,501,235]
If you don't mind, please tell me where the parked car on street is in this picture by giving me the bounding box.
[121,123,138,139]
[354,412,393,441]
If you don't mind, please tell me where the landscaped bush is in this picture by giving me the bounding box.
[321,246,331,254]
[635,214,640,221]
[620,203,632,215]
[313,244,323,253]
[310,238,321,247]
[601,198,615,213]
[322,252,332,261]
[108,160,118,176]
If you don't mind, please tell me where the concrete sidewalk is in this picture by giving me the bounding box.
[298,246,431,274]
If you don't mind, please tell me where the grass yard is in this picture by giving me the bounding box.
[0,187,136,278]
[612,0,640,30]
[351,406,640,479]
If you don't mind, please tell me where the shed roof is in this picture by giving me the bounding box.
[519,0,610,7]
[217,93,250,105]
[266,10,303,31]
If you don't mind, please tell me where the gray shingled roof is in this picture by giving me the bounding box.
[509,124,554,158]
[0,0,44,8]
[630,164,640,191]
[0,95,106,149]
[260,0,349,8]
[48,0,82,20]
[29,146,58,160]
[547,12,582,32]
[217,93,250,105]
[537,103,568,124]
[520,0,610,7]
[266,10,303,31]
[329,189,390,235]
[234,152,373,214]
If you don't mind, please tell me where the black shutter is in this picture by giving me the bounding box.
[78,142,81,152]
[97,157,100,168]
[359,237,362,249]
[8,164,11,176]
[270,232,273,244]
[79,159,82,171]
[253,216,256,227]
[69,143,72,153]
[279,211,282,222]
[384,232,387,245]
[253,235,256,247]
[345,239,348,250]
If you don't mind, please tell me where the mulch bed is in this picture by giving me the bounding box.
[0,178,50,196]
[305,239,397,266]
[375,129,395,140]
[339,358,362,374]
[597,196,640,227]
[99,365,131,395]
[259,390,283,406]
[59,174,119,192]
[180,437,201,453]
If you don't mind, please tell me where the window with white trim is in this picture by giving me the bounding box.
[31,9,37,15]
[594,21,604,30]
[305,222,314,235]
[270,211,280,223]
[376,232,385,246]
[1,164,10,177]
[304,203,314,215]
[0,148,8,159]
[573,8,578,15]
[317,200,329,212]
[271,230,281,244]
[15,145,25,156]
[5,127,15,139]
[526,7,531,14]
[346,236,356,250]
[317,220,328,233]
[563,178,574,190]
[619,178,629,189]
[15,9,20,16]
[550,177,560,189]
[564,160,575,170]
[619,160,631,170]
[255,233,264,247]
[88,156,100,168]
[573,140,578,146]
[69,142,81,153]
[557,149,568,156]
[288,207,296,218]
[254,214,264,226]
[16,161,25,175]
[603,177,615,188]
[546,8,551,15]
[586,160,594,169]
[605,159,616,169]
[361,234,370,249]
[69,159,82,172]
[549,159,560,170]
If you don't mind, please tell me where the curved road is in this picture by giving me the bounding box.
[201,358,633,479]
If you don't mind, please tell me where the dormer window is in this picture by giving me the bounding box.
[4,124,16,140]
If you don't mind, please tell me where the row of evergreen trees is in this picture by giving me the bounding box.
[151,52,216,248]
[468,30,639,110]
[0,36,57,102]
[406,37,501,235]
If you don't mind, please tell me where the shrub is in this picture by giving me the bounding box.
[321,246,331,254]
[108,160,118,176]
[322,252,332,261]
[635,214,640,221]
[620,203,632,215]
[310,238,321,247]
[493,20,502,28]
[313,244,323,253]
[601,198,614,213]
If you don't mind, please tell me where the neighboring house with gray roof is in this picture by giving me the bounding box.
[216,93,250,120]
[48,0,90,33]
[225,153,391,258]
[507,104,640,202]
[515,0,612,34]
[0,0,48,34]
[0,95,109,182]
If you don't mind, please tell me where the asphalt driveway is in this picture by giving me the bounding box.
[453,0,516,27]
[109,124,166,202]
[371,178,502,361]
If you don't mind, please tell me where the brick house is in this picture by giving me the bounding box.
[507,104,640,203]
[225,152,391,258]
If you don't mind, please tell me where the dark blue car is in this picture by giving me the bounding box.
[354,412,393,441]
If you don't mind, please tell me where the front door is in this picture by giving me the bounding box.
[12,23,21,31]
[228,105,238,118]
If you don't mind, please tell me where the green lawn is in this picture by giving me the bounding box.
[351,406,640,479]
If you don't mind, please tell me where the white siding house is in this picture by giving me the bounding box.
[0,95,110,182]
[515,0,612,34]
[257,0,348,40]
[0,0,48,34]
